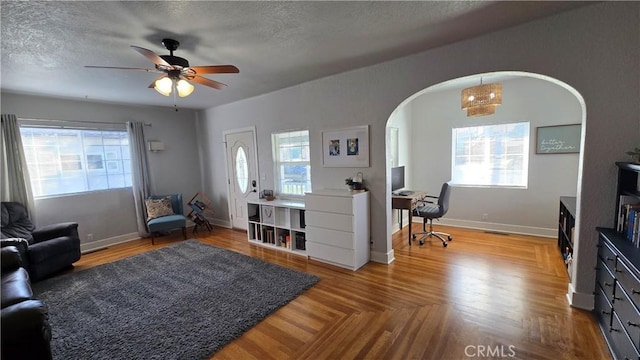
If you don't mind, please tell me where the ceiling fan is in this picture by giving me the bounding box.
[85,38,239,98]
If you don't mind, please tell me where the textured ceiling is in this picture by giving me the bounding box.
[1,1,590,110]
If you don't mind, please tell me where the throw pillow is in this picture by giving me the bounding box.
[145,197,174,221]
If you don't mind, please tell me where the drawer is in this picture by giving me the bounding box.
[615,282,640,351]
[305,210,353,232]
[597,259,617,301]
[617,258,640,310]
[610,312,640,360]
[305,195,353,215]
[306,241,355,269]
[595,284,613,328]
[598,240,618,273]
[306,226,355,249]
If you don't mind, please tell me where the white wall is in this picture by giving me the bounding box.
[1,3,636,309]
[387,101,413,230]
[197,2,639,308]
[1,93,203,250]
[408,76,581,235]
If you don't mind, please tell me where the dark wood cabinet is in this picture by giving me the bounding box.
[595,163,640,360]
[596,229,640,360]
[558,196,576,272]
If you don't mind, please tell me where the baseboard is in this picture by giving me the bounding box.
[81,232,140,253]
[566,282,594,310]
[212,218,231,228]
[417,218,556,238]
[370,249,395,264]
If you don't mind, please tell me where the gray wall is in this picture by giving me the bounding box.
[196,3,640,309]
[1,94,202,250]
[1,3,637,310]
[408,76,581,235]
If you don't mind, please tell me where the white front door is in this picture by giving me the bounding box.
[225,128,259,230]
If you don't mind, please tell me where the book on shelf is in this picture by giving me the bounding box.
[570,227,575,246]
[614,193,640,246]
[617,195,640,232]
[628,208,640,246]
[295,233,306,251]
[635,213,640,247]
[264,228,274,244]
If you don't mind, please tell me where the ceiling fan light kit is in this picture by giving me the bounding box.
[85,38,239,104]
[154,77,173,96]
[175,79,195,97]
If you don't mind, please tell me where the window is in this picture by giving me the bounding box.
[272,130,311,196]
[451,122,529,187]
[235,147,249,193]
[20,127,132,197]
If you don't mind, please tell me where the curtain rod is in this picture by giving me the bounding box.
[18,117,152,127]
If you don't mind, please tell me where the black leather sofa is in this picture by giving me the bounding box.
[1,202,81,281]
[1,245,52,360]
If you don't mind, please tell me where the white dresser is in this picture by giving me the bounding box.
[304,189,370,270]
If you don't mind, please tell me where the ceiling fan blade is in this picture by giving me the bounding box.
[130,46,170,67]
[191,75,227,90]
[84,65,160,72]
[190,65,239,74]
[148,75,167,88]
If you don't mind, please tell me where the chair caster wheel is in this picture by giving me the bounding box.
[412,234,416,239]
[443,242,448,247]
[448,236,452,241]
[419,240,424,246]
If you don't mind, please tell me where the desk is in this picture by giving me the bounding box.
[392,191,427,245]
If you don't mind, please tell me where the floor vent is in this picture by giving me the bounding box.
[82,247,109,255]
[484,230,510,236]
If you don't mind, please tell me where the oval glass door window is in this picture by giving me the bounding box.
[235,147,249,193]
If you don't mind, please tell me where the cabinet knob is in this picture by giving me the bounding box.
[610,327,620,333]
[606,256,615,262]
[604,282,612,287]
[602,310,610,315]
[615,268,623,274]
[614,296,622,301]
[628,321,639,327]
[631,288,640,295]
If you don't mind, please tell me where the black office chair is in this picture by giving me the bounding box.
[411,182,452,247]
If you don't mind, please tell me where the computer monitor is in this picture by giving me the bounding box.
[391,166,405,192]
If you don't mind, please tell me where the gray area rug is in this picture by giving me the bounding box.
[32,240,319,360]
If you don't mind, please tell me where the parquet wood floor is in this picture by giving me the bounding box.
[72,224,611,360]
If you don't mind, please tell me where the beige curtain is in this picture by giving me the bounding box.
[127,121,151,237]
[0,114,35,222]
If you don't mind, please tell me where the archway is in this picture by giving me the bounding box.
[385,71,586,286]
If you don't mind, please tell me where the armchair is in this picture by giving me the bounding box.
[411,182,452,247]
[1,202,81,282]
[146,194,187,244]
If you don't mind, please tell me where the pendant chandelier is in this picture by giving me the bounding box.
[461,78,502,117]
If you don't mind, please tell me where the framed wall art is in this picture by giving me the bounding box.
[322,125,370,167]
[536,124,581,154]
